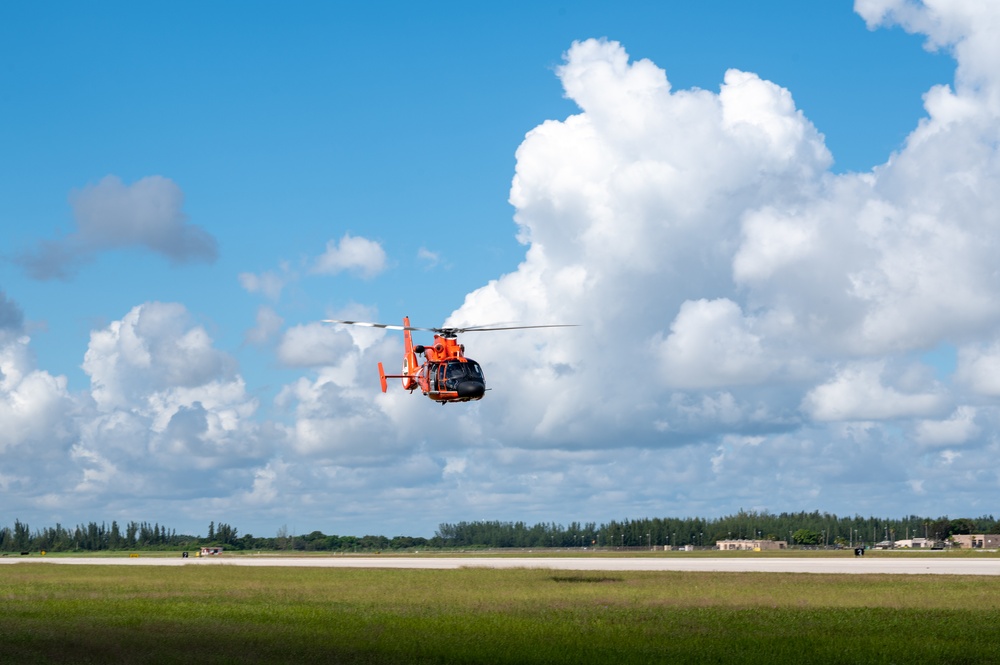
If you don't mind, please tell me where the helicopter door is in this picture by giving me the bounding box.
[428,363,441,392]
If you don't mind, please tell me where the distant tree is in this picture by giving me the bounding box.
[109,521,123,549]
[126,521,138,547]
[792,529,820,545]
[13,520,30,551]
[949,518,976,535]
[215,523,239,547]
[390,536,428,550]
[360,535,389,551]
[930,518,952,541]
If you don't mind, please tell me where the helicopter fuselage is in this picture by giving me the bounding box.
[379,326,486,403]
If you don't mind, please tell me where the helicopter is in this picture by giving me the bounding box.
[324,317,575,404]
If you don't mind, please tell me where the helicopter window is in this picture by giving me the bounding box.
[446,362,466,382]
[441,360,485,390]
[443,362,461,390]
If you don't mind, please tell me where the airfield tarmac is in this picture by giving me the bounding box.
[4,555,1000,575]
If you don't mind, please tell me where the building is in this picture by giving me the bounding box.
[893,537,931,548]
[950,534,1000,549]
[715,539,788,551]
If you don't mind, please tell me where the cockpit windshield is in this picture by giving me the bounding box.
[442,360,484,389]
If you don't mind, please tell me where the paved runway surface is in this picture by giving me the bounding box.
[4,556,1000,575]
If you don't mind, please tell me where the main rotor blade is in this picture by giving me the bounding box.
[324,319,577,335]
[322,319,437,332]
[448,324,578,333]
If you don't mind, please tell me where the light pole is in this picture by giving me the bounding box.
[647,533,651,550]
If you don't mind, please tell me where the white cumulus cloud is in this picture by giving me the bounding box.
[276,322,354,367]
[655,298,776,389]
[312,233,387,279]
[71,302,270,500]
[955,339,1000,395]
[914,405,980,447]
[0,335,73,455]
[801,362,946,422]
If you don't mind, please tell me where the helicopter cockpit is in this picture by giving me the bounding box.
[428,359,486,400]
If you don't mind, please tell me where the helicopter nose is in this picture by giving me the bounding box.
[457,381,486,400]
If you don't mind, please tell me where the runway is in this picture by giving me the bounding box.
[4,555,1000,575]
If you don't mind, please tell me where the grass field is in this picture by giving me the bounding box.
[3,563,999,663]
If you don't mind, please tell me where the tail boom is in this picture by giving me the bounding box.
[377,317,420,392]
[401,316,419,390]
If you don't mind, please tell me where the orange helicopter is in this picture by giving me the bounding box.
[324,317,575,404]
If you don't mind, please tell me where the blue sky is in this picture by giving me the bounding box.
[3,1,996,539]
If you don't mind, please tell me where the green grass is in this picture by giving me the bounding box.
[2,564,999,663]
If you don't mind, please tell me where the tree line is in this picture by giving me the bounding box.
[0,519,431,553]
[2,511,997,553]
[433,511,1000,549]
[0,520,181,553]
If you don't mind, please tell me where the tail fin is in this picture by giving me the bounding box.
[378,362,388,393]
